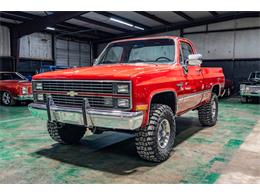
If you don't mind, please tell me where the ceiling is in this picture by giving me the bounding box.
[0,11,259,43]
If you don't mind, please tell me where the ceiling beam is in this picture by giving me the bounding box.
[12,11,87,38]
[59,22,115,37]
[173,11,194,21]
[95,11,150,29]
[134,11,171,26]
[2,11,39,20]
[0,12,30,22]
[209,11,219,16]
[94,11,260,44]
[74,16,131,33]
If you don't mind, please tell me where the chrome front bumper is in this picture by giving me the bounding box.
[28,103,144,130]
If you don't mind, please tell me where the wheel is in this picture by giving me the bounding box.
[47,121,86,144]
[198,93,218,127]
[1,91,16,106]
[241,96,248,103]
[135,104,176,162]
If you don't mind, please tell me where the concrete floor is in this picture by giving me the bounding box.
[0,97,259,184]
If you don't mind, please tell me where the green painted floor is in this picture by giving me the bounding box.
[0,97,259,183]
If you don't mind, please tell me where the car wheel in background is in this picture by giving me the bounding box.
[1,91,16,106]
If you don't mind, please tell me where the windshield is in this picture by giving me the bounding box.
[96,38,175,65]
[249,72,260,80]
[0,72,27,81]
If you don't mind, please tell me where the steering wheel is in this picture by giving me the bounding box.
[155,56,171,62]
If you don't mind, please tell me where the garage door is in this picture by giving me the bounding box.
[55,39,91,67]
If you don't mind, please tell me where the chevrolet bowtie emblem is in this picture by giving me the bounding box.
[67,91,78,97]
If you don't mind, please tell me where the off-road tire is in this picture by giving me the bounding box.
[47,121,86,144]
[135,104,176,162]
[241,96,248,103]
[1,91,16,106]
[198,93,218,126]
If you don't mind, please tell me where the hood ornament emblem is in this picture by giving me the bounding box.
[67,91,78,97]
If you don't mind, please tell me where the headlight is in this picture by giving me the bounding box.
[240,84,246,91]
[117,98,129,108]
[245,86,250,92]
[37,94,44,101]
[36,83,43,90]
[22,86,28,94]
[117,84,129,94]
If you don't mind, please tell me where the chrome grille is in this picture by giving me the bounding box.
[249,86,260,92]
[43,94,114,108]
[39,80,114,94]
[33,80,131,109]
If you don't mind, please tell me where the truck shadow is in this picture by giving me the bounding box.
[34,116,204,175]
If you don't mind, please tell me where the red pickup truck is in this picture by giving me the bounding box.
[0,72,33,105]
[29,36,224,162]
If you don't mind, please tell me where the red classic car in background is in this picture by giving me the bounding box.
[0,72,33,106]
[222,79,235,97]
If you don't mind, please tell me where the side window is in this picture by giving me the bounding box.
[180,42,193,65]
[2,73,12,80]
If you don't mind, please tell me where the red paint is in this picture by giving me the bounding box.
[33,36,225,127]
[0,76,32,97]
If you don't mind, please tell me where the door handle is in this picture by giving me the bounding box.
[196,68,202,73]
[176,82,183,87]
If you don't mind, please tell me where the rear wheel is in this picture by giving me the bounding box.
[198,93,218,126]
[241,96,248,103]
[135,104,176,162]
[1,91,16,106]
[47,121,86,144]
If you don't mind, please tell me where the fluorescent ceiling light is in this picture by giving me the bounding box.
[46,27,55,31]
[110,17,133,27]
[134,26,145,30]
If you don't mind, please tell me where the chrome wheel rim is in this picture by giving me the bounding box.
[2,92,11,105]
[212,100,217,119]
[158,119,171,149]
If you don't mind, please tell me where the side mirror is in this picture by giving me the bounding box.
[93,58,98,65]
[187,54,203,66]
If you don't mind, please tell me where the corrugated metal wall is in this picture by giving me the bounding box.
[19,33,52,60]
[0,25,11,57]
[183,17,260,59]
[56,39,91,67]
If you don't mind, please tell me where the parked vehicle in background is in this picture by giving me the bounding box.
[240,71,260,103]
[0,72,33,106]
[29,36,225,162]
[221,79,234,97]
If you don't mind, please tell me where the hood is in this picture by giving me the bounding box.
[33,64,171,81]
[2,80,31,85]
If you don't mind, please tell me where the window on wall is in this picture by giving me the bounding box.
[55,39,91,67]
[180,42,193,65]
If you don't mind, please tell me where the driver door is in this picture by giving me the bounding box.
[180,41,204,111]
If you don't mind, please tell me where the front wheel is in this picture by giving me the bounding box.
[47,121,86,144]
[198,93,218,126]
[1,91,16,106]
[135,104,176,162]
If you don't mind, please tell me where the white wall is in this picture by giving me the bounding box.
[19,33,52,60]
[0,25,11,57]
[184,17,260,59]
[96,17,260,60]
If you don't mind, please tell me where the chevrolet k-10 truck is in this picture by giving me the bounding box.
[29,36,225,162]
